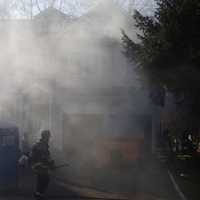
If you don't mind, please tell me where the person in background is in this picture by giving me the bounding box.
[30,130,55,200]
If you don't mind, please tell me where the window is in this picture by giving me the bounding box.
[0,135,15,146]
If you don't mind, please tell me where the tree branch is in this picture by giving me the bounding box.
[35,0,41,12]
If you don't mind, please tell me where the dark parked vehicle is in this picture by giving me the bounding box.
[0,122,19,190]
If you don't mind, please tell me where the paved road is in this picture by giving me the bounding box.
[0,157,181,200]
[55,157,180,200]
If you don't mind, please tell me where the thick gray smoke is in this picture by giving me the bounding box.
[0,0,151,193]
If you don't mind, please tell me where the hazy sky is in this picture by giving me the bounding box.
[0,0,156,18]
[55,0,156,16]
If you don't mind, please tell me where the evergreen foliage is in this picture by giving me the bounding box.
[122,0,200,90]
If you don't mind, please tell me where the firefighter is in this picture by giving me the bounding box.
[30,130,55,200]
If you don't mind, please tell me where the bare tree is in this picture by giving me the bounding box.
[0,0,136,19]
[49,0,56,7]
[35,0,42,12]
[17,0,34,19]
[0,0,96,19]
[0,0,12,19]
[59,0,64,10]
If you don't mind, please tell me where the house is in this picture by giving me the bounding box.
[0,1,153,168]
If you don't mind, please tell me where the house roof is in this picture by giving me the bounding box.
[67,0,137,41]
[34,7,72,22]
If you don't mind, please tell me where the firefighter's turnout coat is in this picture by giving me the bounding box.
[30,140,54,174]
